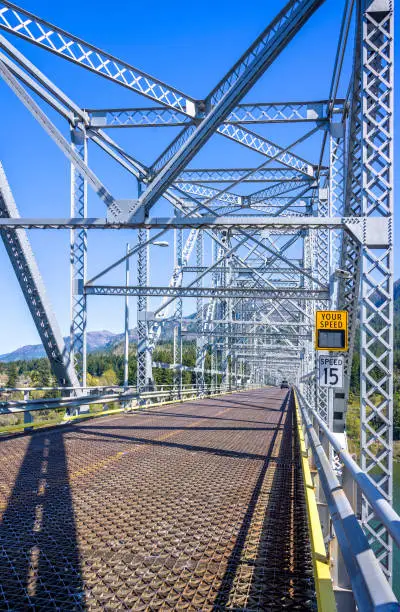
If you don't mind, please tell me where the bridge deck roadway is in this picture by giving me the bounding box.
[0,388,315,610]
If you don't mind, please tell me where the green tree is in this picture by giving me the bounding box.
[87,372,100,387]
[100,368,118,386]
[7,363,18,387]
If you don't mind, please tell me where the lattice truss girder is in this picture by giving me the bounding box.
[0,163,80,389]
[70,128,87,386]
[137,227,152,395]
[359,0,394,579]
[85,100,343,129]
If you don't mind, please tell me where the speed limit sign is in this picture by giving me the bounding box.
[318,355,344,388]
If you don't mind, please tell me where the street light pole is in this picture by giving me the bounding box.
[124,242,130,389]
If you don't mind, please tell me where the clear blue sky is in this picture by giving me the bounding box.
[0,0,398,354]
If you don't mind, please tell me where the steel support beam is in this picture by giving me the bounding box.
[359,0,394,580]
[86,286,329,299]
[0,163,80,388]
[0,1,196,113]
[69,127,87,387]
[128,0,325,215]
[136,225,153,397]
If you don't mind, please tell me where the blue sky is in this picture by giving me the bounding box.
[0,0,398,354]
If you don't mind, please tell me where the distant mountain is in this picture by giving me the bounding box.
[0,316,198,363]
[0,330,121,363]
[0,343,48,363]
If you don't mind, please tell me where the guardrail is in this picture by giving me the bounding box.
[0,382,260,432]
[0,386,136,415]
[0,384,254,413]
[294,388,399,611]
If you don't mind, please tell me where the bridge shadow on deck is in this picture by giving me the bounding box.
[0,390,312,611]
[72,425,269,462]
[212,393,316,611]
[215,397,285,408]
[186,397,286,412]
[0,431,84,610]
[139,408,275,425]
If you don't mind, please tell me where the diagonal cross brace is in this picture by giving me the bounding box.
[0,59,118,210]
[130,0,325,216]
[0,163,80,388]
[0,1,196,114]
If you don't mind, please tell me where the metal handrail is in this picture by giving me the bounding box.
[0,390,138,414]
[0,385,135,392]
[0,383,252,415]
[296,387,400,549]
[295,388,399,611]
[0,382,224,393]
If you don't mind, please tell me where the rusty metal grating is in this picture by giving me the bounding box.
[0,389,316,610]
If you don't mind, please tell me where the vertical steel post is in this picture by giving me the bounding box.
[315,190,330,428]
[303,223,315,410]
[211,237,219,392]
[329,121,352,591]
[329,121,348,443]
[173,222,183,398]
[359,0,394,581]
[329,121,346,308]
[226,242,233,392]
[196,230,205,394]
[124,243,130,389]
[221,231,230,390]
[137,183,153,398]
[339,0,363,412]
[70,127,87,390]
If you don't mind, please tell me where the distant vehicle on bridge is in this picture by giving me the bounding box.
[280,380,290,389]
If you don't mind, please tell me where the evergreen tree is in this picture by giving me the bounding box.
[7,363,18,387]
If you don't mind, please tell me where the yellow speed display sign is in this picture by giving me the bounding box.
[315,310,348,351]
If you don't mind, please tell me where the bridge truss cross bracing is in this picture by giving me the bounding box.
[0,0,394,598]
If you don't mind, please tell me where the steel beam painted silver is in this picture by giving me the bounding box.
[0,215,358,230]
[85,285,329,300]
[0,163,80,388]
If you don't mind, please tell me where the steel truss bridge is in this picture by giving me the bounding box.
[0,0,396,610]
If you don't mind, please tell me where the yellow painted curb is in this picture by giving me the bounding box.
[293,390,337,612]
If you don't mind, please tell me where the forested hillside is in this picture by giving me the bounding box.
[0,341,209,393]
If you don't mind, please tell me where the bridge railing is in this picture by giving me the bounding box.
[0,381,259,432]
[294,388,400,610]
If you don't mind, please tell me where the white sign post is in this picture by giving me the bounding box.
[318,355,344,388]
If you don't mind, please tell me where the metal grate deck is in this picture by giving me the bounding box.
[0,389,316,610]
